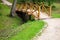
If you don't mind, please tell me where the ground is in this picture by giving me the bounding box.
[33,3,60,39]
[33,18,60,40]
[0,2,44,40]
[0,0,60,40]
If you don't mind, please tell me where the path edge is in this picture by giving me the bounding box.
[32,21,48,40]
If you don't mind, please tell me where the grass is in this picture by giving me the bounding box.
[52,3,60,18]
[0,3,44,40]
[0,4,22,40]
[0,4,21,29]
[0,2,60,40]
[8,20,44,40]
[52,12,60,18]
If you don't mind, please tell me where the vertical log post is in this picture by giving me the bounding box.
[42,3,45,12]
[24,3,27,10]
[38,6,40,20]
[47,7,49,16]
[48,6,51,17]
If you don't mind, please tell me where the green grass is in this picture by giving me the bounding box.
[0,4,44,40]
[0,2,60,40]
[0,4,21,29]
[52,12,60,18]
[8,20,44,40]
[0,4,22,40]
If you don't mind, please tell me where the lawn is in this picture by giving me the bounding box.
[0,3,44,40]
[52,12,60,18]
[0,3,22,40]
[52,3,60,18]
[7,3,60,40]
[8,20,44,40]
[0,0,60,40]
[0,3,21,29]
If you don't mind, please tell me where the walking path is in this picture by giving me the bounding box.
[1,0,60,40]
[34,18,60,40]
[1,0,12,6]
[40,12,50,19]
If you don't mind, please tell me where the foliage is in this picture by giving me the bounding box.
[17,0,26,4]
[17,0,55,6]
[46,0,56,6]
[55,0,60,2]
[52,3,60,18]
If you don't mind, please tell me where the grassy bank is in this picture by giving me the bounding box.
[0,3,22,40]
[0,4,21,29]
[8,20,44,40]
[0,4,44,40]
[52,3,60,18]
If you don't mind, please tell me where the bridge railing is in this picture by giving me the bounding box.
[41,3,51,16]
[16,3,51,19]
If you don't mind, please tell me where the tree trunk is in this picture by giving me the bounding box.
[10,0,17,17]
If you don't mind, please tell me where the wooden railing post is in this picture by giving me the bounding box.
[38,6,40,20]
[47,6,51,17]
[42,3,45,12]
[49,6,51,17]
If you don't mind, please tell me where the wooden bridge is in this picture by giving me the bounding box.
[15,3,51,20]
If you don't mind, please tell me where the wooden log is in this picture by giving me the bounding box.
[38,6,40,20]
[47,6,51,16]
[49,6,51,17]
[42,3,45,12]
[16,4,21,11]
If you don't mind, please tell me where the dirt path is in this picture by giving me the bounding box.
[1,0,12,6]
[40,12,50,19]
[33,18,60,40]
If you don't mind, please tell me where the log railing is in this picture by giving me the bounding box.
[16,3,51,20]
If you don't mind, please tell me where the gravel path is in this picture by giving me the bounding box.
[34,18,60,40]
